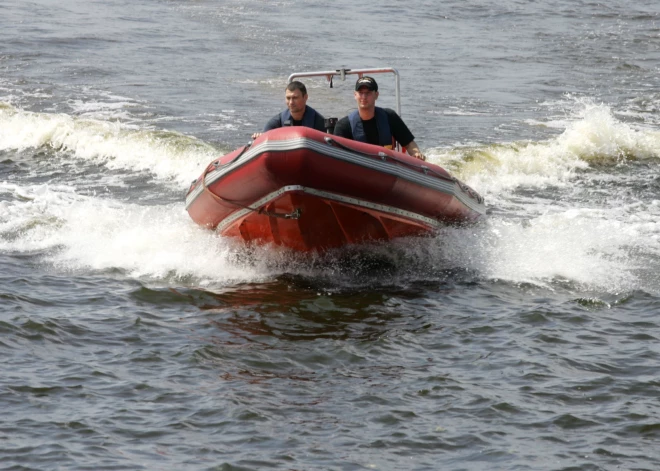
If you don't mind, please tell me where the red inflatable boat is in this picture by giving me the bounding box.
[185,126,485,252]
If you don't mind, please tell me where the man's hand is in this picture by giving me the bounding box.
[411,151,426,161]
[406,140,426,161]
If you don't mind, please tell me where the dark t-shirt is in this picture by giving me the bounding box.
[333,108,415,147]
[264,106,326,132]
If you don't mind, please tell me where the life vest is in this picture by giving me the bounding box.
[280,106,319,128]
[348,107,393,149]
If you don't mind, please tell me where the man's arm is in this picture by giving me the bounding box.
[252,114,281,139]
[313,112,327,133]
[403,140,426,161]
[386,109,425,161]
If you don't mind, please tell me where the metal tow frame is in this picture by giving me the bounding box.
[287,67,401,116]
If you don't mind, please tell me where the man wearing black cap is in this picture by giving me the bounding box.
[333,76,426,161]
[252,81,326,139]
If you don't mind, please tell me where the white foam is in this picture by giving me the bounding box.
[1,179,658,293]
[0,182,268,286]
[417,100,660,293]
[427,101,660,197]
[0,103,219,187]
[428,203,659,293]
[68,99,135,115]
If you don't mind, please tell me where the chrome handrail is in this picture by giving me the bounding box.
[287,67,401,116]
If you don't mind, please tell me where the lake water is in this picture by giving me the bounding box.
[2,1,660,469]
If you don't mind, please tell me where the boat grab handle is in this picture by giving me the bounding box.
[258,207,302,220]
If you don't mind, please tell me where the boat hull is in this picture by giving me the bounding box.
[185,127,485,252]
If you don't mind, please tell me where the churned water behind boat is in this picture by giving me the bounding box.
[1,0,660,469]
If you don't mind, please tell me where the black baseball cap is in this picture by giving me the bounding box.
[355,76,378,92]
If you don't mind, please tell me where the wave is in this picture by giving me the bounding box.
[430,101,660,195]
[0,181,268,286]
[4,99,658,197]
[0,102,220,187]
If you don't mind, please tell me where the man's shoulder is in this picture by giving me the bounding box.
[309,106,325,122]
[307,105,324,116]
[378,107,399,117]
[263,112,283,131]
[380,108,407,127]
[333,116,352,137]
[336,115,353,128]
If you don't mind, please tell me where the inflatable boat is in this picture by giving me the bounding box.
[186,67,485,252]
[185,125,485,252]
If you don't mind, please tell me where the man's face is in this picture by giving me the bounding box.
[354,87,378,110]
[285,89,307,115]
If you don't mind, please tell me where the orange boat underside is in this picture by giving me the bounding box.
[220,190,432,252]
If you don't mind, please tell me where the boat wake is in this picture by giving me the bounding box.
[1,100,659,294]
[429,100,660,197]
[0,102,219,188]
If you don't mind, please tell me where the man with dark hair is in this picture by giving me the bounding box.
[333,76,426,161]
[252,81,326,139]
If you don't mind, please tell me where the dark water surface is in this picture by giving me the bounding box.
[2,0,660,469]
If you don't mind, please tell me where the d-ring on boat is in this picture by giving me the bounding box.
[185,67,486,252]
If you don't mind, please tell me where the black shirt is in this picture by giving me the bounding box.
[333,108,415,147]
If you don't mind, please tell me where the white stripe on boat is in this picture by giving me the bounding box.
[215,185,443,233]
[185,137,485,215]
